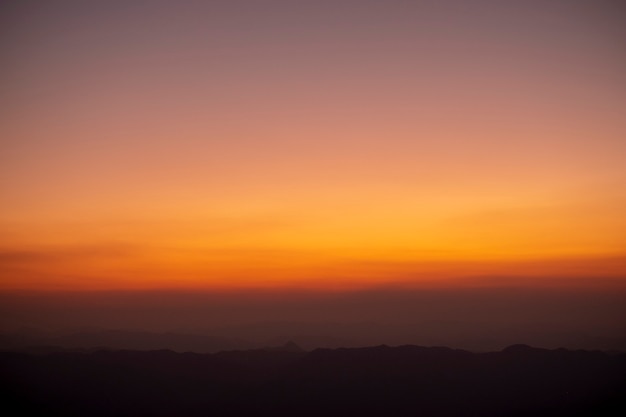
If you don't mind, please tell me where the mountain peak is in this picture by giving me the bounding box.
[263,340,304,352]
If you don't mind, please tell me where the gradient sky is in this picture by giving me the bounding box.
[2,0,626,291]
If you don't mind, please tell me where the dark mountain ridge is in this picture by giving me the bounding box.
[2,344,624,417]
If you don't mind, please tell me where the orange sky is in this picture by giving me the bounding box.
[2,0,625,291]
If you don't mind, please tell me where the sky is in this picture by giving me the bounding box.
[1,0,626,295]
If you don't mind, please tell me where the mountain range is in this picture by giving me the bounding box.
[2,343,624,416]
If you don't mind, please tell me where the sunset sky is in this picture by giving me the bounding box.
[2,0,625,292]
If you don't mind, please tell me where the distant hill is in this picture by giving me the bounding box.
[0,329,251,353]
[4,321,626,353]
[2,344,624,416]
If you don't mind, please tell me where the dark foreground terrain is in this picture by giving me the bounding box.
[2,344,624,417]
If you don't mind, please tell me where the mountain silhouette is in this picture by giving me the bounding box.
[2,344,624,416]
[263,340,305,352]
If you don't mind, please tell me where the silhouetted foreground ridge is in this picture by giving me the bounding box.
[2,344,624,416]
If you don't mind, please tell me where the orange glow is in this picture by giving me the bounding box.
[2,1,625,293]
